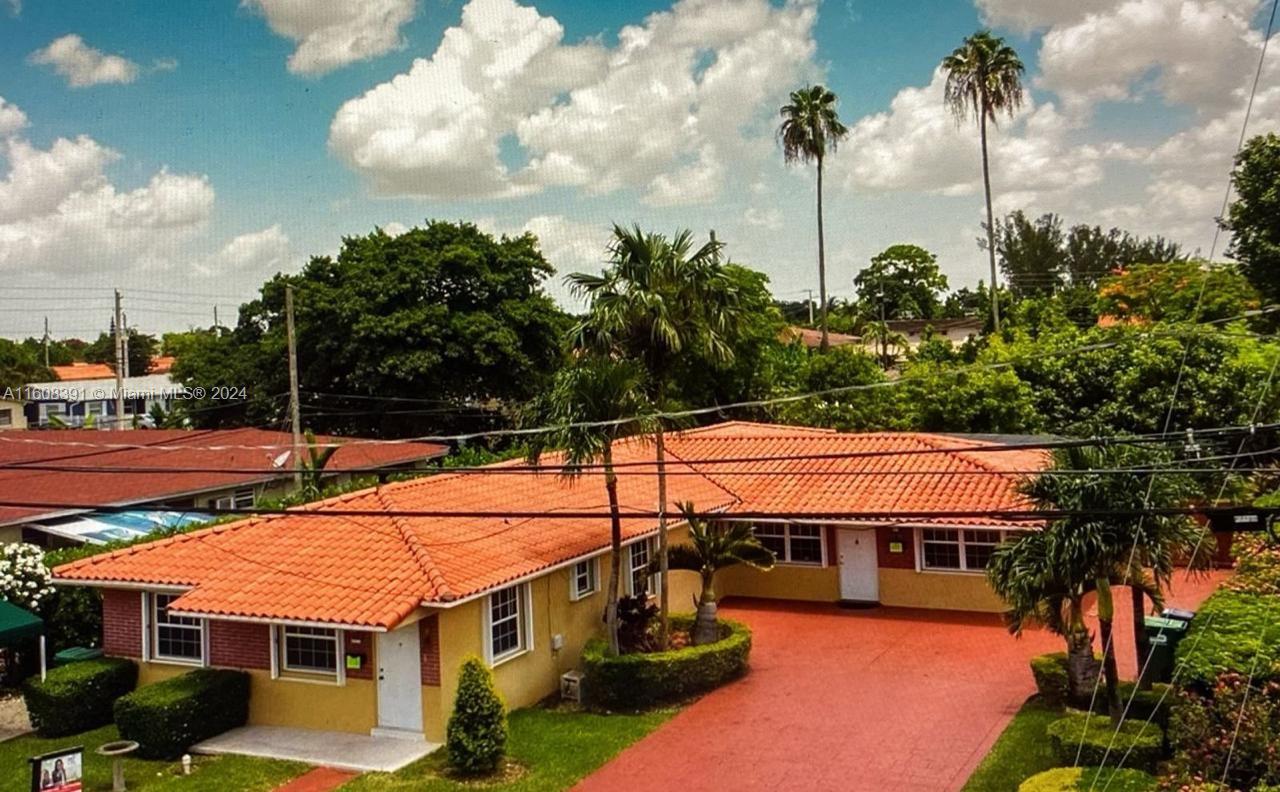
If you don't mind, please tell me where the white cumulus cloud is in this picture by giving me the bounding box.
[0,98,28,137]
[195,224,291,277]
[29,34,140,88]
[0,127,215,273]
[330,0,818,205]
[243,0,417,76]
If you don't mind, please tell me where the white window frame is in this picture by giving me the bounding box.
[145,592,207,667]
[570,557,600,601]
[275,626,345,680]
[750,522,827,566]
[625,538,661,598]
[916,527,1009,574]
[484,583,532,667]
[214,487,255,510]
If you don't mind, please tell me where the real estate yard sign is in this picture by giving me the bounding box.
[29,746,82,792]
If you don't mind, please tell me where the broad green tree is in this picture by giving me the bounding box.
[525,357,655,655]
[173,221,571,436]
[779,85,849,352]
[1096,261,1260,324]
[84,328,158,377]
[0,339,53,393]
[569,225,752,645]
[665,503,775,645]
[943,31,1025,331]
[1226,133,1280,302]
[854,244,950,320]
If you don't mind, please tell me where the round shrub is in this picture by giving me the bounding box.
[22,657,136,737]
[114,668,250,759]
[447,657,507,776]
[1,543,55,611]
[1046,710,1164,773]
[582,614,750,711]
[1031,653,1070,706]
[1017,766,1156,791]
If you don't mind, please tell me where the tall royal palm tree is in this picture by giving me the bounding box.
[569,225,751,646]
[663,503,776,645]
[779,85,849,352]
[942,31,1025,333]
[525,356,656,655]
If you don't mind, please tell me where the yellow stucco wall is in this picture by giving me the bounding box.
[718,563,841,602]
[878,568,1006,612]
[136,661,378,734]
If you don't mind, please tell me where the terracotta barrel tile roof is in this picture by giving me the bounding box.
[54,421,1050,630]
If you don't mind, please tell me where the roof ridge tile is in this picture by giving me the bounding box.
[374,486,456,602]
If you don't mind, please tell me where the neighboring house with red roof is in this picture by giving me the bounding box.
[0,428,447,546]
[52,421,1048,744]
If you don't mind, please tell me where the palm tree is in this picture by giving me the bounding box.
[662,503,775,645]
[988,528,1102,703]
[779,85,849,352]
[525,356,655,655]
[862,320,908,369]
[568,225,751,646]
[1010,444,1203,721]
[300,429,339,500]
[942,31,1025,333]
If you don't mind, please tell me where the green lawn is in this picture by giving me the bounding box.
[342,706,677,791]
[0,725,307,792]
[961,698,1063,792]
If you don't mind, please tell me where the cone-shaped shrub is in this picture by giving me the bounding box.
[446,657,507,775]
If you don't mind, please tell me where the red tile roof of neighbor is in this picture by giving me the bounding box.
[781,326,862,348]
[0,428,448,527]
[54,422,1050,630]
[50,362,117,380]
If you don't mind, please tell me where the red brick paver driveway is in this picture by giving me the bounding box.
[577,574,1225,792]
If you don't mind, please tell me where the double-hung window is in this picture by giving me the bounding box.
[627,539,658,597]
[488,584,528,663]
[571,558,599,600]
[280,626,340,676]
[751,523,825,565]
[150,593,204,664]
[919,528,1005,572]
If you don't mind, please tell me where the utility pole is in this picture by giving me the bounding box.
[121,312,130,378]
[213,305,219,333]
[113,290,125,430]
[805,290,815,325]
[42,317,49,367]
[285,285,302,489]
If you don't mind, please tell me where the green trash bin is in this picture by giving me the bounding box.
[1139,616,1189,686]
[53,646,103,666]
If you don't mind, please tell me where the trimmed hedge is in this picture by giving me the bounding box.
[1031,653,1071,706]
[114,669,250,759]
[1046,710,1164,773]
[1092,682,1172,730]
[1017,766,1156,792]
[22,657,137,737]
[582,614,750,710]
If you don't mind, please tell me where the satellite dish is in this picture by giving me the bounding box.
[271,450,292,469]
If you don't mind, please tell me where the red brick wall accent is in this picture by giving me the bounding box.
[208,620,271,670]
[876,525,916,569]
[102,589,142,657]
[419,615,440,687]
[344,631,374,680]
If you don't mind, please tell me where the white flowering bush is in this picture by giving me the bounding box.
[0,543,55,612]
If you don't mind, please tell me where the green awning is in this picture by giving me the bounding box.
[0,600,43,646]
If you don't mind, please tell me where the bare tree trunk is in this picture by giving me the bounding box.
[1097,580,1122,723]
[816,154,829,352]
[692,569,719,646]
[655,423,669,648]
[603,445,622,656]
[1132,585,1153,690]
[1066,626,1101,705]
[979,108,1000,333]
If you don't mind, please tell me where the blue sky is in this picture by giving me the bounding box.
[1,0,1276,337]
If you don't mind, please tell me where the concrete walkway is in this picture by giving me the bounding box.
[577,572,1227,792]
[193,726,437,773]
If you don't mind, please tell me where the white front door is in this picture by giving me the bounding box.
[838,529,879,602]
[376,622,423,733]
